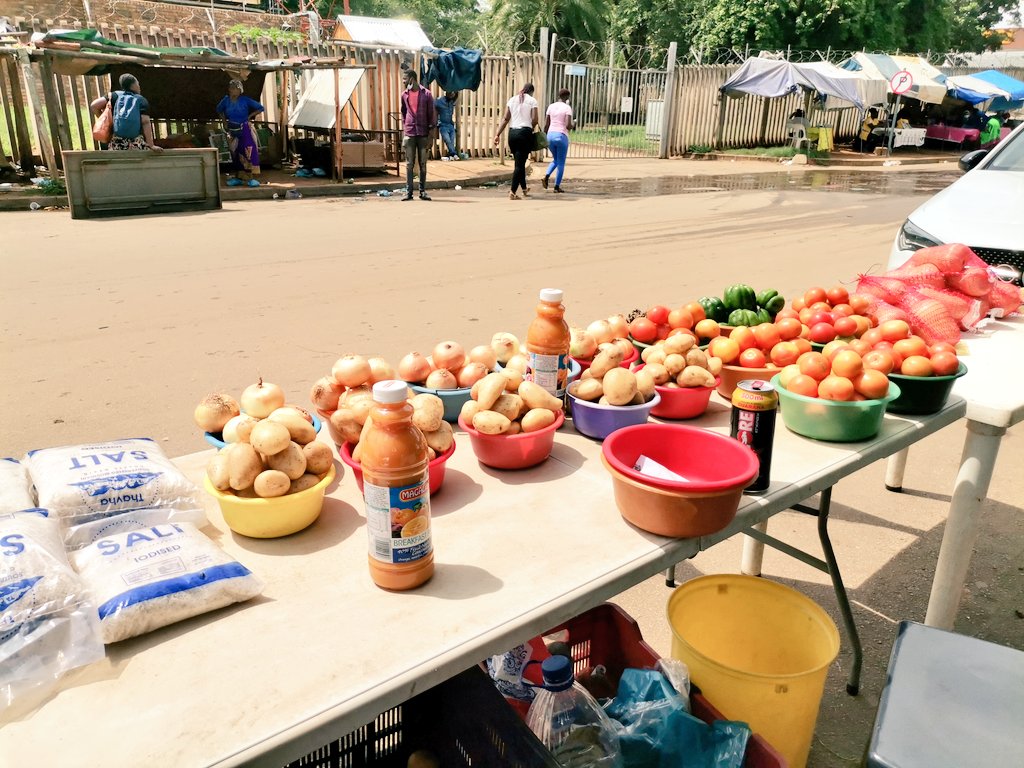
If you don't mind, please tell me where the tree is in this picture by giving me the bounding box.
[485,0,608,50]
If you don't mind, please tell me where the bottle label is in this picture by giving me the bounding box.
[527,352,568,398]
[363,476,432,564]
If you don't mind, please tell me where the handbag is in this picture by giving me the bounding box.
[92,99,113,144]
[532,130,548,151]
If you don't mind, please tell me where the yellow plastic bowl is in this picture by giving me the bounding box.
[204,465,336,538]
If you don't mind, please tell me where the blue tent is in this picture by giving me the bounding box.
[971,70,1024,111]
[945,69,1024,111]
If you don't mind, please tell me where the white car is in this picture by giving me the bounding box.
[889,121,1024,284]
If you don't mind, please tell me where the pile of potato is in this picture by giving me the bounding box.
[206,409,334,498]
[568,346,654,406]
[460,371,563,435]
[331,387,454,462]
[637,333,722,389]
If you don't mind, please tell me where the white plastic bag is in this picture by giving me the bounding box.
[1,509,104,721]
[72,522,263,644]
[0,458,35,514]
[25,438,206,545]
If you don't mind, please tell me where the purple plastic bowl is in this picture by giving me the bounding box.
[568,391,661,440]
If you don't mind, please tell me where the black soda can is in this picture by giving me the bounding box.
[730,380,778,494]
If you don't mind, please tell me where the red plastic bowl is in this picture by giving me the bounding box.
[602,423,758,494]
[457,410,564,470]
[634,364,720,420]
[572,344,638,373]
[339,441,455,496]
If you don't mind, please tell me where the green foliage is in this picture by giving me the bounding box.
[687,144,713,153]
[225,25,305,44]
[36,178,67,195]
[486,0,607,50]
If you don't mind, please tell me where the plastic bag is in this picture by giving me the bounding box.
[0,458,35,514]
[606,669,750,768]
[1,509,104,721]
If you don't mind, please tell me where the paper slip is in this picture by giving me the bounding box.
[633,455,689,483]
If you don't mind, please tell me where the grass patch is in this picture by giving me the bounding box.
[572,124,657,152]
[0,104,98,157]
[722,146,798,158]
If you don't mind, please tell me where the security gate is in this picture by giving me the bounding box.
[547,57,668,159]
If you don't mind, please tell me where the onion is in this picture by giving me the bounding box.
[505,353,529,375]
[397,352,432,384]
[282,404,315,424]
[607,314,629,339]
[222,414,257,443]
[332,355,372,388]
[310,376,343,412]
[457,362,489,388]
[431,341,466,372]
[367,356,396,384]
[569,326,598,359]
[194,393,240,432]
[467,344,497,370]
[425,368,458,389]
[240,379,286,419]
[586,319,614,345]
[490,332,520,365]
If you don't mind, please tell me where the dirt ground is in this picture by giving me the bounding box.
[2,157,1021,766]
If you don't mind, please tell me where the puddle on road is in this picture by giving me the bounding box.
[570,170,962,198]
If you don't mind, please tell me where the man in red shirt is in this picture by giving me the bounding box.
[400,69,436,201]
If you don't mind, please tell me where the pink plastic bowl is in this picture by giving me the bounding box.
[572,344,639,373]
[458,410,564,470]
[634,364,720,420]
[338,441,455,496]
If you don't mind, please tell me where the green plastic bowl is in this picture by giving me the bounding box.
[887,361,967,415]
[770,374,901,443]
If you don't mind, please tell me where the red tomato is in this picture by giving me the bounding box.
[851,315,872,337]
[667,307,694,330]
[809,322,837,344]
[900,355,934,377]
[793,338,813,356]
[779,364,802,389]
[827,285,850,306]
[833,316,859,338]
[798,307,815,325]
[848,339,873,357]
[731,326,758,351]
[804,287,828,306]
[853,369,890,400]
[646,305,670,325]
[880,319,911,343]
[830,350,864,379]
[656,323,671,340]
[629,317,658,343]
[831,303,854,318]
[930,351,960,376]
[770,341,801,367]
[752,323,781,351]
[798,351,831,381]
[809,301,833,312]
[775,308,800,321]
[788,374,820,398]
[822,340,851,360]
[818,375,855,401]
[709,336,740,364]
[693,319,721,342]
[809,311,835,326]
[792,296,807,311]
[848,293,871,314]
[684,302,706,323]
[775,317,803,341]
[928,342,957,357]
[861,328,885,347]
[893,336,928,359]
[739,348,767,368]
[862,349,895,375]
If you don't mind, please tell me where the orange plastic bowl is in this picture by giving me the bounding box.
[600,424,758,538]
[339,441,455,496]
[634,364,720,420]
[717,363,778,399]
[458,410,564,470]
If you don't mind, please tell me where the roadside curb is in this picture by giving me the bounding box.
[693,152,956,168]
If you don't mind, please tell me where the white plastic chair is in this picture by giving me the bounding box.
[786,119,810,150]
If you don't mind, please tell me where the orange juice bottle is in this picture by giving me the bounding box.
[526,288,571,398]
[360,380,434,590]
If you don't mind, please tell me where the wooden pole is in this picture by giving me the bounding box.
[4,54,36,173]
[333,66,342,180]
[18,50,58,173]
[715,97,727,150]
[757,95,771,146]
[39,56,71,169]
[659,41,677,158]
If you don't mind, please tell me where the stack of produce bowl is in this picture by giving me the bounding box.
[771,374,900,442]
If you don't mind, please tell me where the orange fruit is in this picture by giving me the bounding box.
[818,374,855,401]
[694,319,720,341]
[853,369,890,400]
[798,351,831,381]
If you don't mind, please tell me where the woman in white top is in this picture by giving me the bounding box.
[543,89,575,193]
[493,83,539,199]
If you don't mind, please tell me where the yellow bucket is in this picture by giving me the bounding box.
[667,574,840,768]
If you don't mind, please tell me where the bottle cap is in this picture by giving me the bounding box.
[539,288,563,304]
[540,654,575,691]
[372,380,409,404]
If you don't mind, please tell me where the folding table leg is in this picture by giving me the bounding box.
[884,447,909,492]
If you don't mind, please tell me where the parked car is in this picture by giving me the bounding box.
[889,121,1024,285]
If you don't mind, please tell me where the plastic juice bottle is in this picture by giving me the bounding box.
[360,380,434,590]
[526,288,571,398]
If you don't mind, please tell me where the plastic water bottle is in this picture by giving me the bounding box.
[525,656,622,767]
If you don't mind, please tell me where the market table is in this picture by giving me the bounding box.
[0,395,963,768]
[884,315,1024,630]
[925,124,980,147]
[872,126,927,149]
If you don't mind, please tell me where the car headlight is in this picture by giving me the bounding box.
[896,219,943,251]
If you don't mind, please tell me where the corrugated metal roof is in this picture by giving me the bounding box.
[289,68,366,129]
[335,15,432,49]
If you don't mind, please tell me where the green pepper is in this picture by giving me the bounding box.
[723,284,757,312]
[756,289,786,315]
[755,307,773,324]
[727,308,760,327]
[698,296,728,323]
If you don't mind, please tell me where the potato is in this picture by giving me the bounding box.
[521,407,556,433]
[491,393,524,422]
[645,347,667,366]
[254,469,291,498]
[424,420,454,454]
[602,367,638,406]
[235,487,260,499]
[250,420,292,457]
[475,372,507,410]
[302,441,334,475]
[228,443,263,491]
[684,347,709,369]
[644,362,671,385]
[427,446,437,461]
[267,441,307,480]
[573,377,604,402]
[635,368,656,401]
[330,408,363,445]
[589,347,624,379]
[580,368,594,380]
[289,473,322,494]
[640,345,655,363]
[267,408,317,445]
[410,393,444,433]
[629,391,646,405]
[707,356,724,376]
[664,333,696,355]
[500,367,524,392]
[206,452,231,492]
[518,380,563,412]
[340,384,372,408]
[346,390,374,425]
[664,353,686,377]
[472,410,511,435]
[460,399,483,424]
[505,420,522,435]
[678,365,716,388]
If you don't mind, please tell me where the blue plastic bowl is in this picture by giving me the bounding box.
[568,391,661,441]
[204,411,322,450]
[408,384,473,423]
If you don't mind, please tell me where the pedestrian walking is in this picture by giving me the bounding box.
[400,69,435,201]
[542,89,575,193]
[494,83,539,200]
[435,91,459,160]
